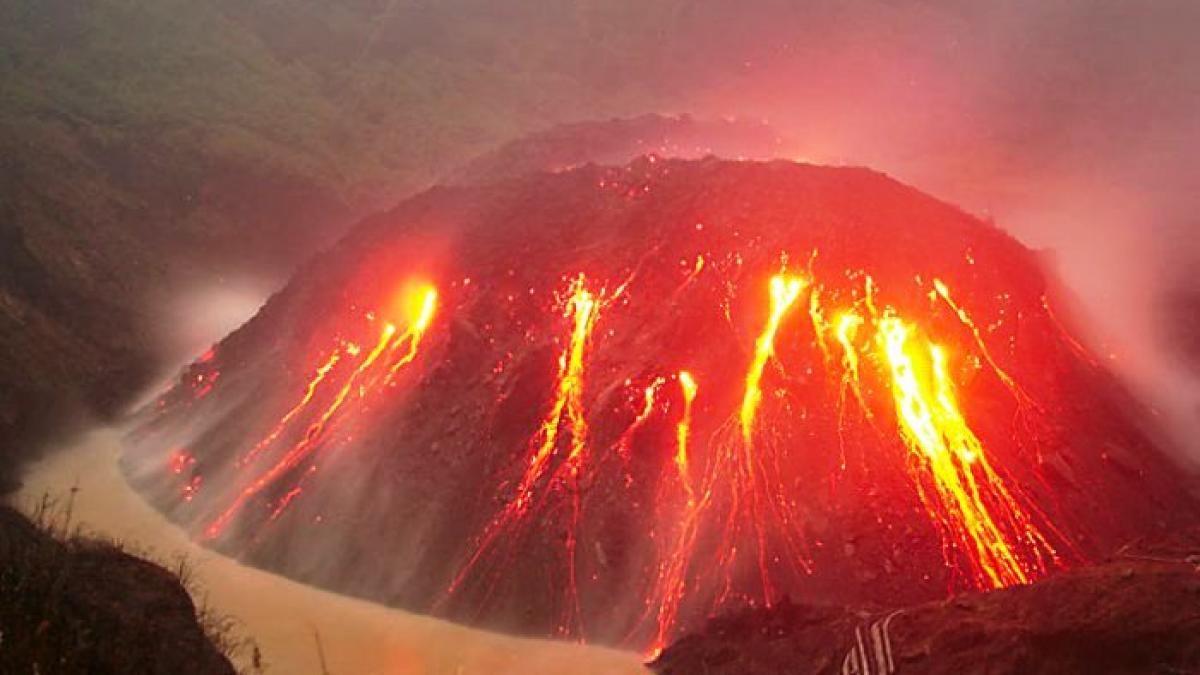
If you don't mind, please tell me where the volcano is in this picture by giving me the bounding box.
[125,156,1199,655]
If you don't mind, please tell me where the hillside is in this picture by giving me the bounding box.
[0,504,240,673]
[127,156,1199,652]
[0,0,695,490]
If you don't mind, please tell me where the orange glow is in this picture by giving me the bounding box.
[740,274,807,442]
[445,275,604,636]
[387,280,440,327]
[386,285,438,379]
[932,278,1029,404]
[674,371,698,497]
[206,281,439,539]
[240,349,342,466]
[876,314,1054,588]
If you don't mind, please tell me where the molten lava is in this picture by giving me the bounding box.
[675,371,698,488]
[138,160,1190,656]
[740,274,807,442]
[205,283,438,539]
[876,314,1056,588]
[445,275,606,635]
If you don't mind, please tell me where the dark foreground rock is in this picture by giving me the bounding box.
[0,505,238,675]
[654,531,1200,675]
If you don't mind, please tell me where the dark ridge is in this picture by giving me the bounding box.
[653,530,1200,675]
[0,504,242,674]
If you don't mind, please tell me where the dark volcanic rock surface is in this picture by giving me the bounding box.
[653,531,1200,675]
[130,157,1200,646]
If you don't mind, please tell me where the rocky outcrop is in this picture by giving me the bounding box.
[654,530,1200,675]
[0,506,239,674]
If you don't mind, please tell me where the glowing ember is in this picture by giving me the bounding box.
[445,274,605,636]
[740,274,807,442]
[204,283,439,539]
[876,314,1057,588]
[674,371,698,489]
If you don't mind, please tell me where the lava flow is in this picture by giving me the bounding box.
[204,283,438,539]
[875,313,1057,588]
[729,272,812,603]
[740,274,807,442]
[444,274,607,636]
[134,159,1197,655]
[643,371,704,657]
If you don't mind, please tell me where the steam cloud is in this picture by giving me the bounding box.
[644,0,1200,463]
[148,1,1199,464]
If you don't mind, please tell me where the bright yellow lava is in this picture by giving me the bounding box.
[834,310,870,415]
[740,274,807,442]
[876,314,1038,588]
[675,371,698,499]
[469,275,601,524]
[387,285,439,378]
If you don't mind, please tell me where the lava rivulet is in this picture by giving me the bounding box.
[134,161,1199,657]
[445,275,607,635]
[876,314,1058,588]
[618,377,666,464]
[675,371,698,490]
[834,310,870,418]
[643,371,705,657]
[204,283,439,539]
[740,274,807,442]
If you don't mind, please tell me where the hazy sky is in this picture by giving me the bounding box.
[640,0,1200,462]
[165,0,1199,462]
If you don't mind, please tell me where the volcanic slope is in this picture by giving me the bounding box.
[127,157,1199,652]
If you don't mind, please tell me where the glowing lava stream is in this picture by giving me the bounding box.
[834,311,870,418]
[617,378,666,464]
[205,285,438,539]
[740,275,807,442]
[932,278,1033,407]
[674,371,698,494]
[445,275,605,636]
[719,273,810,607]
[645,371,703,657]
[240,350,342,467]
[876,314,1057,588]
